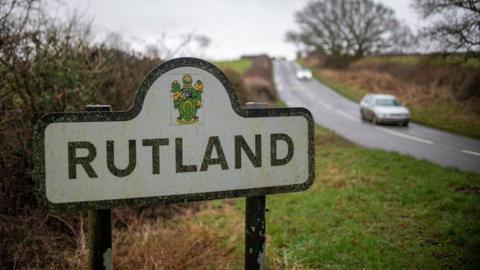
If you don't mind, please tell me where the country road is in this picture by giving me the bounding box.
[273,60,480,174]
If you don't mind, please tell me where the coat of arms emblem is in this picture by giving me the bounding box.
[171,74,203,124]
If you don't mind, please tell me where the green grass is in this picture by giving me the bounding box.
[274,98,288,108]
[213,59,253,75]
[267,127,480,269]
[409,101,480,138]
[191,126,480,269]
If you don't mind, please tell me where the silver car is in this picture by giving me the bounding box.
[360,94,410,126]
[296,68,312,80]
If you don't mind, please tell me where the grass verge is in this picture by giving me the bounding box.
[188,126,480,269]
[267,127,479,269]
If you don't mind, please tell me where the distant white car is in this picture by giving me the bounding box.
[296,68,312,80]
[360,94,410,126]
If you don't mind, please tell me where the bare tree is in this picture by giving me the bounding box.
[413,0,480,58]
[287,0,414,57]
[144,32,211,60]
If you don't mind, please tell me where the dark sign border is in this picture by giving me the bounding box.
[34,57,315,212]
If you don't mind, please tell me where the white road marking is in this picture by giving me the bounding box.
[376,127,434,144]
[461,149,480,157]
[336,109,361,123]
[316,98,333,110]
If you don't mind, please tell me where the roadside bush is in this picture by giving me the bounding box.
[305,52,357,69]
[350,58,480,104]
[243,55,277,103]
[221,67,249,105]
[0,2,257,268]
[0,1,162,268]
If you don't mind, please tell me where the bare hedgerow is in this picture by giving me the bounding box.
[0,0,162,268]
[0,1,250,268]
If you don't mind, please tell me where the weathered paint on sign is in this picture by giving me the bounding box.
[34,58,314,211]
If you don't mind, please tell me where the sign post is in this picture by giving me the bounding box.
[245,195,266,269]
[34,57,314,268]
[244,102,267,270]
[86,105,113,270]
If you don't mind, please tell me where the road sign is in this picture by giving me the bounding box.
[34,57,314,210]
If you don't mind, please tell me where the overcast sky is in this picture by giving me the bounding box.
[54,0,421,60]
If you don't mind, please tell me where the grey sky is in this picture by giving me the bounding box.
[57,0,420,60]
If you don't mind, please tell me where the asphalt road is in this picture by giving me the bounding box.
[273,60,480,174]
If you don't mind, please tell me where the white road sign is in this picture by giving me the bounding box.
[34,58,314,210]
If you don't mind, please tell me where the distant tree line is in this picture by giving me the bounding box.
[288,0,480,59]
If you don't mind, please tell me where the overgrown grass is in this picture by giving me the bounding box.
[214,59,253,75]
[298,58,363,103]
[309,68,368,103]
[185,126,480,269]
[358,55,480,69]
[359,55,420,65]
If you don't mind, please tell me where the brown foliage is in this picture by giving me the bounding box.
[36,202,240,269]
[305,52,357,69]
[221,67,249,105]
[243,55,277,103]
[321,69,451,106]
[350,59,480,103]
[0,1,247,268]
[112,217,237,269]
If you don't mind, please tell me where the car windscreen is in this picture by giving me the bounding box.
[375,98,401,106]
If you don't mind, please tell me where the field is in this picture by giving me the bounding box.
[214,59,253,75]
[300,56,480,139]
[54,125,479,269]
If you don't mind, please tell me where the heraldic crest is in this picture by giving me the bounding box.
[171,74,203,124]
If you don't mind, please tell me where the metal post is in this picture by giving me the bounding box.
[245,102,267,270]
[86,105,113,270]
[245,195,266,270]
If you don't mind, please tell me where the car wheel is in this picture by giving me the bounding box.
[372,115,378,125]
[360,110,366,120]
[402,121,409,127]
